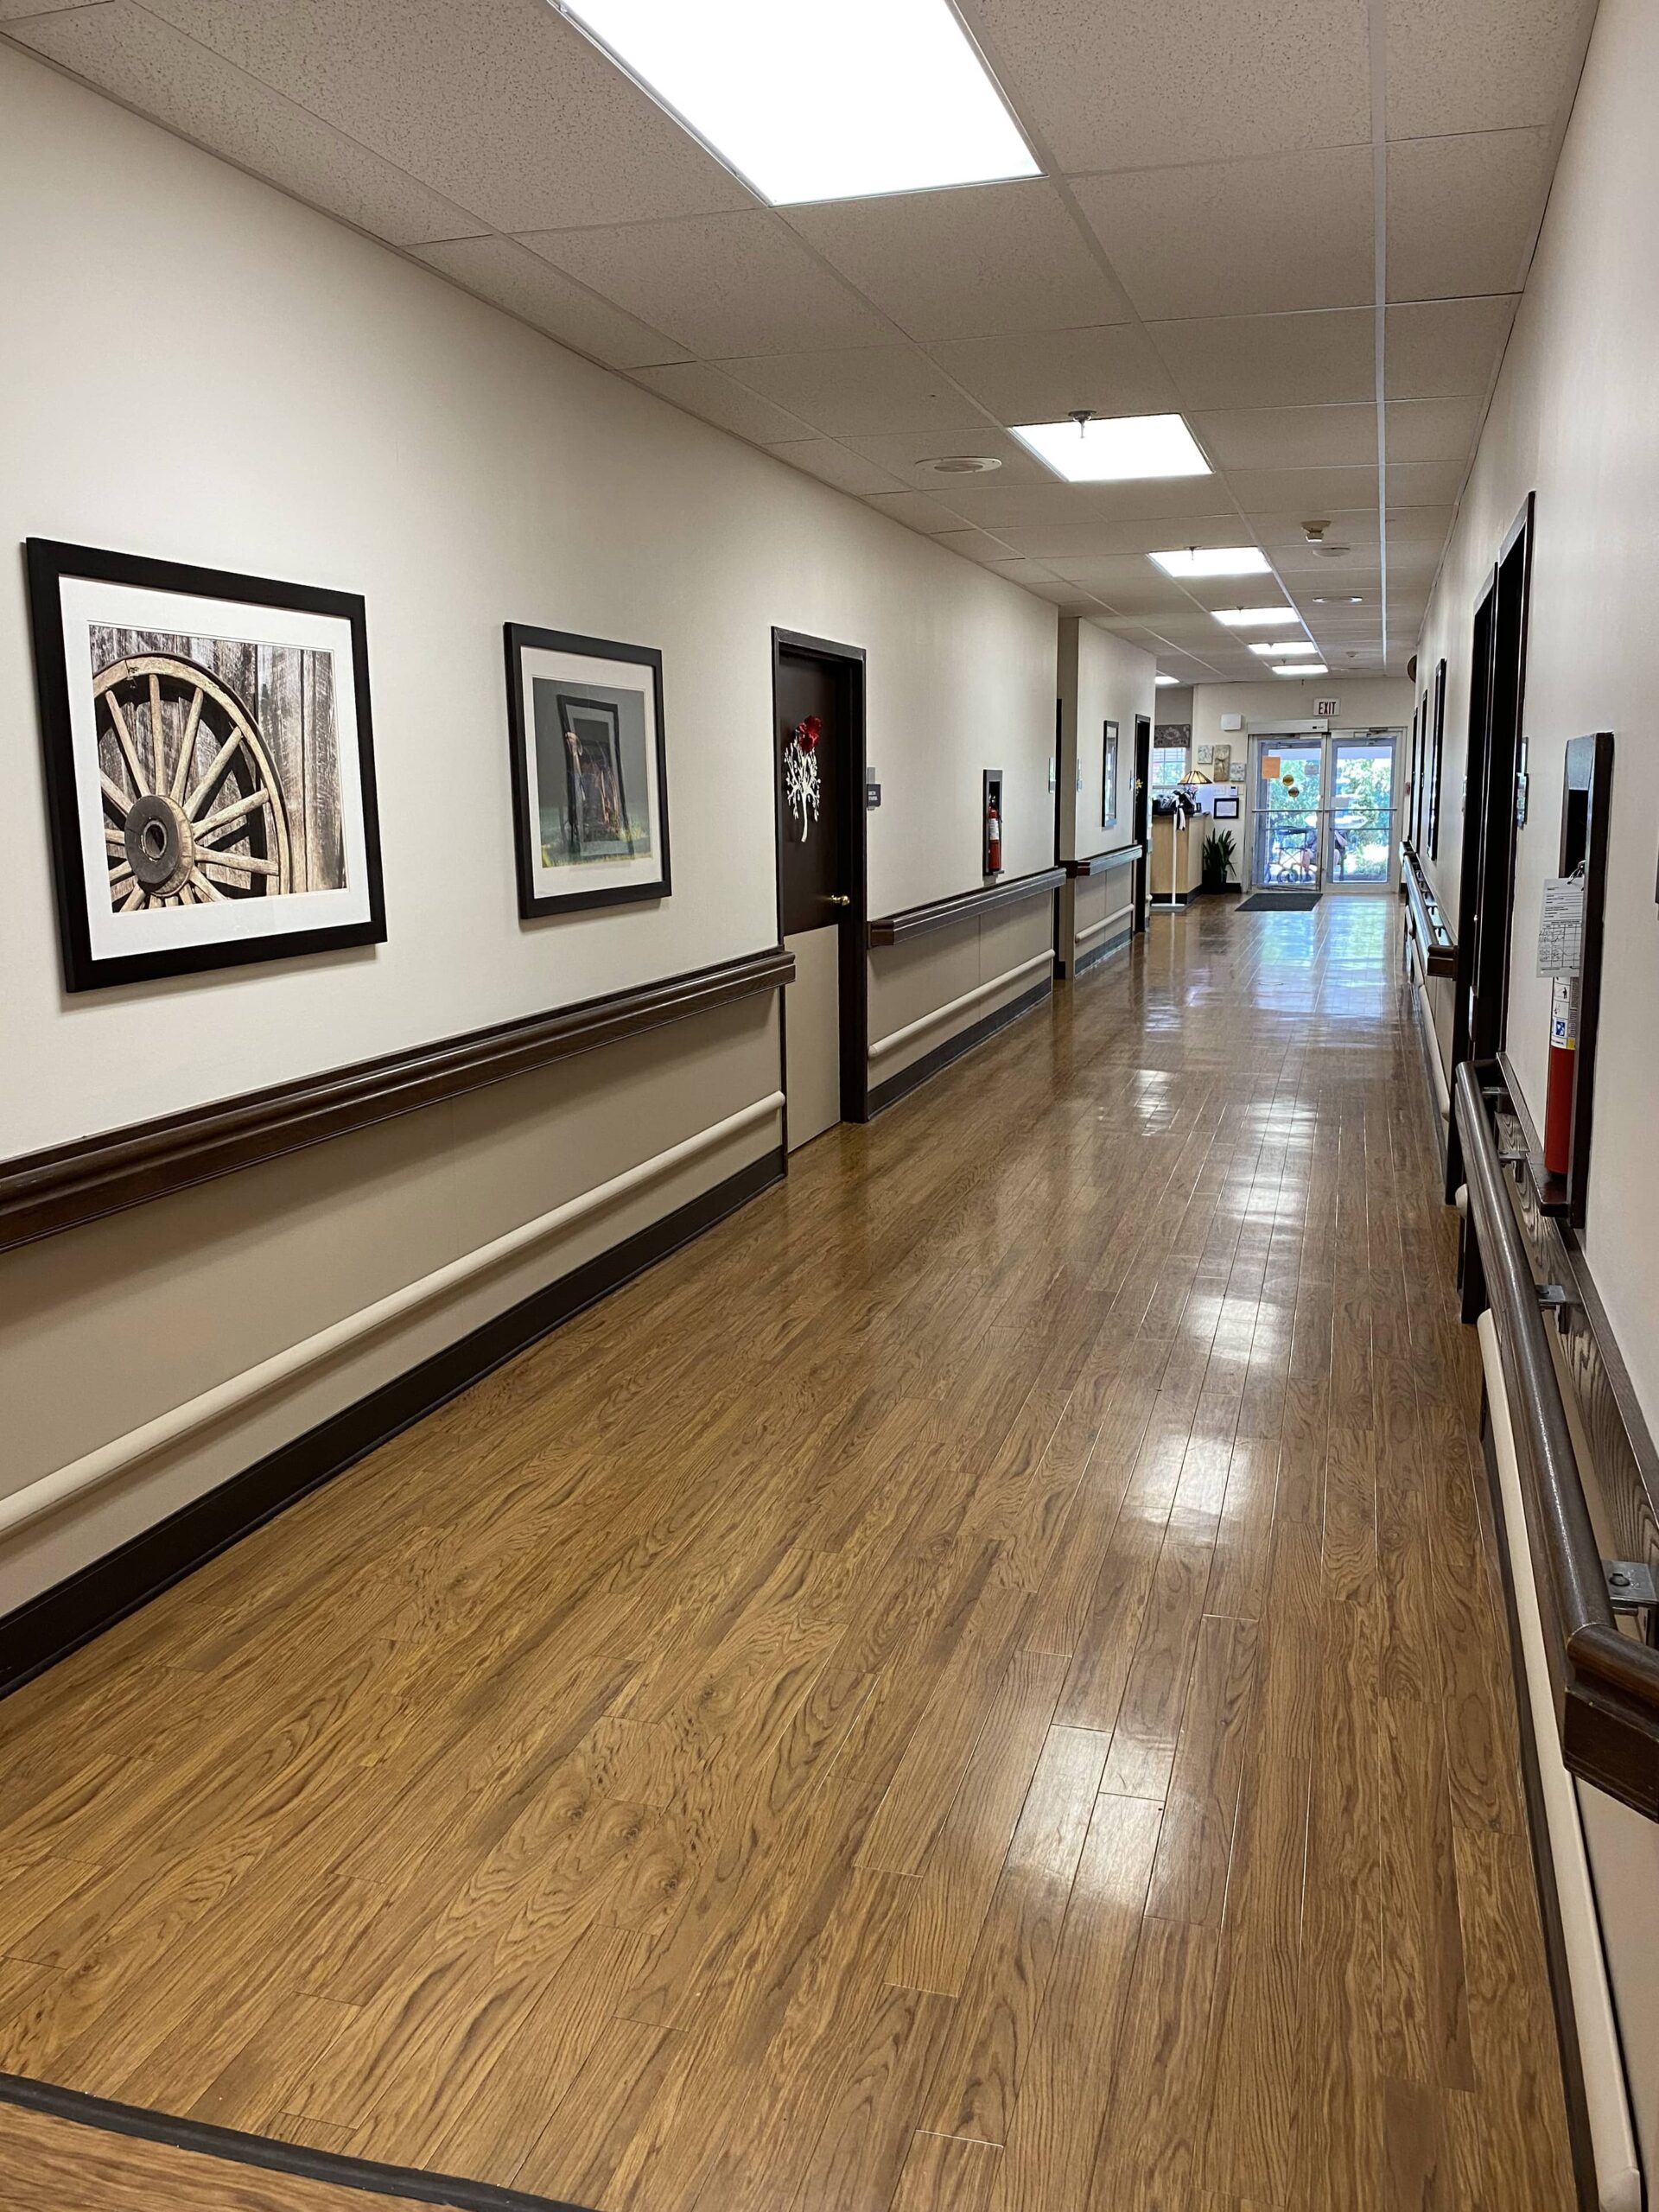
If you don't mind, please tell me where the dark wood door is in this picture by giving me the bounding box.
[774,637,866,1147]
[1132,715,1152,931]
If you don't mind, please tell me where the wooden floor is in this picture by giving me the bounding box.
[0,898,1576,2212]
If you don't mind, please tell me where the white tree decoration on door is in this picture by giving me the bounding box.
[784,714,822,842]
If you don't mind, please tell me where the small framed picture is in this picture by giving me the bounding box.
[1101,718,1119,830]
[27,537,385,993]
[505,626,671,918]
[1211,744,1232,785]
[1213,794,1240,820]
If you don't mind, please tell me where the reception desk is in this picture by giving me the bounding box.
[1151,810,1204,905]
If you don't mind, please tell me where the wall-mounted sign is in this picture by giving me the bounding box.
[1314,696,1340,716]
[865,780,881,810]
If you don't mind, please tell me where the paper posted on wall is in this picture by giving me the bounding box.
[1535,875,1585,977]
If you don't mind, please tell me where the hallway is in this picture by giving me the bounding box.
[0,902,1573,2210]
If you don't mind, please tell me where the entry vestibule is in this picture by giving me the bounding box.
[1245,726,1402,893]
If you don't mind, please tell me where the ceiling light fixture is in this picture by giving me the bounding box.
[1150,546,1270,578]
[1274,663,1329,677]
[556,0,1039,205]
[1249,640,1318,657]
[1011,411,1211,484]
[1212,605,1296,627]
[1155,674,1181,686]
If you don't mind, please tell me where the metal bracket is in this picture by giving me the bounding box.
[1604,1563,1659,1646]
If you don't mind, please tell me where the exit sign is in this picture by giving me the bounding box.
[1313,696,1340,716]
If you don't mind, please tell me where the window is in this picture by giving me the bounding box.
[1151,744,1188,790]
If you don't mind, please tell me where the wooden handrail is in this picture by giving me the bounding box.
[867,867,1065,946]
[1063,844,1143,878]
[1456,1060,1659,1819]
[1402,839,1457,976]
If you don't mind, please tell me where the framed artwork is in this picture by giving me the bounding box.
[1427,658,1447,858]
[1211,744,1232,784]
[505,625,670,918]
[1213,794,1240,820]
[27,538,384,994]
[1101,718,1119,830]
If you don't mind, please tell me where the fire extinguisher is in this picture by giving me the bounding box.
[985,791,1002,876]
[1544,973,1577,1178]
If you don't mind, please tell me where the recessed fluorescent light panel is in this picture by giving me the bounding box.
[1149,547,1271,578]
[1213,605,1296,626]
[1249,640,1318,657]
[1274,663,1329,676]
[1154,674,1181,686]
[1011,415,1211,484]
[556,0,1039,205]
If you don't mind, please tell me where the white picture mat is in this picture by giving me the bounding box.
[518,642,664,897]
[60,575,372,963]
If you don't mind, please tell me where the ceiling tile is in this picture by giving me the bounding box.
[925,322,1178,422]
[931,528,1024,565]
[1198,404,1377,470]
[1072,147,1375,321]
[1385,0,1597,138]
[989,518,1251,561]
[842,429,1052,487]
[1388,130,1554,301]
[139,0,754,230]
[862,491,972,535]
[0,0,85,13]
[787,181,1131,341]
[1385,296,1517,397]
[409,235,688,368]
[7,1,481,245]
[1150,309,1376,410]
[761,439,909,495]
[938,477,1236,531]
[518,211,891,359]
[628,362,815,444]
[971,0,1370,173]
[1386,459,1467,505]
[1224,464,1381,512]
[1384,396,1483,461]
[986,560,1105,607]
[720,346,989,437]
[1248,507,1382,552]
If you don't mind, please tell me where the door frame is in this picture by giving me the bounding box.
[771,627,869,1144]
[1131,714,1152,931]
[1244,725,1402,894]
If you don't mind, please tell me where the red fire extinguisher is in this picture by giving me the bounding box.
[1544,973,1576,1178]
[985,791,1002,875]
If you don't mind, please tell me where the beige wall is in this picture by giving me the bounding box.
[0,47,1058,1612]
[1058,620,1157,866]
[1412,0,1659,2179]
[868,897,1055,1090]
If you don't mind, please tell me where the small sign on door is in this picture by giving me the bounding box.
[1536,876,1585,976]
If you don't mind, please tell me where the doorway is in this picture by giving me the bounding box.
[1248,730,1399,892]
[772,629,868,1151]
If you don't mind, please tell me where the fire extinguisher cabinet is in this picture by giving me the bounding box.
[983,768,1004,878]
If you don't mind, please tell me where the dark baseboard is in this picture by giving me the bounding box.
[1477,1417,1603,2212]
[1070,926,1133,980]
[0,2070,593,2212]
[0,1147,785,1701]
[867,976,1052,1117]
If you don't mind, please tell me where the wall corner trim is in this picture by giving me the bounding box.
[0,947,793,1255]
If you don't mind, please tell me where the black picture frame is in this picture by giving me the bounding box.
[26,537,385,995]
[504,624,671,919]
[1213,794,1240,821]
[1101,719,1119,830]
[1427,657,1447,859]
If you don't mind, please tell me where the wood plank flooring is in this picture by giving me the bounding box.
[0,898,1577,2210]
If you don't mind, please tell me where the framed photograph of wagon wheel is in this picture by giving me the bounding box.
[26,539,385,992]
[504,623,670,918]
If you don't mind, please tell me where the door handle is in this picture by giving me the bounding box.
[825,894,851,908]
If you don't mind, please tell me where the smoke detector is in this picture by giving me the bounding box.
[1301,518,1353,560]
[925,454,1002,474]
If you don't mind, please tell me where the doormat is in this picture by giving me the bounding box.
[1236,892,1322,912]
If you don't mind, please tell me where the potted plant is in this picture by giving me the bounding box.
[1201,828,1236,893]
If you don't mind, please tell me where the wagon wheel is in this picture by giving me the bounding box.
[94,652,293,911]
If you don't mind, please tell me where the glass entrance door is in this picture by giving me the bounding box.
[1249,733,1398,892]
[1252,739,1324,888]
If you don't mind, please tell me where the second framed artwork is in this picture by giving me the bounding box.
[1101,719,1119,830]
[504,625,671,918]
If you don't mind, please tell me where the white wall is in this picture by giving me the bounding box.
[0,43,1057,1163]
[1414,0,1659,1432]
[1058,620,1156,865]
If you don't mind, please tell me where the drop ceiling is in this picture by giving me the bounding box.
[1,0,1599,678]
